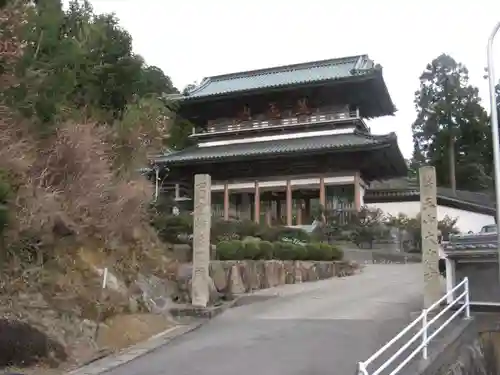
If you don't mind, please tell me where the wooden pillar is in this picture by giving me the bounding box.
[304,199,311,224]
[297,201,303,225]
[354,172,361,211]
[223,182,229,220]
[319,177,326,207]
[286,180,293,226]
[276,200,282,224]
[254,181,260,224]
[241,193,251,220]
[266,210,272,226]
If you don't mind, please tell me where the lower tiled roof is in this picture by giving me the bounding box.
[365,184,495,215]
[154,131,398,164]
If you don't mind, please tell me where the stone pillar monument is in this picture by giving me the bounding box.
[191,174,211,307]
[419,166,441,308]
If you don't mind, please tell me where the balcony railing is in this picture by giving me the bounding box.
[192,109,362,137]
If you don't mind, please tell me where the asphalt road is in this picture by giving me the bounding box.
[105,264,423,375]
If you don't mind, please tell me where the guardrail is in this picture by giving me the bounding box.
[357,277,470,375]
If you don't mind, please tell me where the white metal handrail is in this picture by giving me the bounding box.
[357,277,470,375]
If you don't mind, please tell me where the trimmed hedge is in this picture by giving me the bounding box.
[211,219,312,244]
[216,240,343,261]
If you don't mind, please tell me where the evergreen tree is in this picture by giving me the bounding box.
[8,0,178,126]
[412,54,492,191]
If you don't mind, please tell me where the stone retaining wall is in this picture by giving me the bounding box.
[173,260,360,304]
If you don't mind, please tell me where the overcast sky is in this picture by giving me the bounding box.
[89,0,500,158]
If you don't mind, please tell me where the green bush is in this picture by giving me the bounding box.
[259,226,311,243]
[211,220,241,243]
[211,219,267,243]
[216,238,343,261]
[257,240,274,260]
[273,242,305,260]
[305,243,324,260]
[216,240,244,260]
[243,241,261,260]
[304,243,343,261]
[152,214,193,244]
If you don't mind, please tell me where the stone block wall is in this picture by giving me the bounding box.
[173,260,360,304]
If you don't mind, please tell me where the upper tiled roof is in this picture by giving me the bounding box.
[171,55,379,100]
[154,130,398,165]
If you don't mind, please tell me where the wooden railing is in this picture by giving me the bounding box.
[193,109,361,136]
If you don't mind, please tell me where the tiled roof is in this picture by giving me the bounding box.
[365,180,495,214]
[154,131,398,164]
[171,55,378,100]
[444,233,498,251]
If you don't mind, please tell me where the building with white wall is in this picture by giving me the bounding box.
[364,185,495,234]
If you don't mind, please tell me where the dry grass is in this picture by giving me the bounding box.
[0,1,178,370]
[97,313,176,350]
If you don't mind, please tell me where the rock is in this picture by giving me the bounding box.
[208,277,221,305]
[135,274,176,313]
[95,267,127,295]
[177,263,193,280]
[277,263,286,285]
[210,261,228,293]
[264,261,281,288]
[284,261,295,284]
[237,262,250,292]
[244,261,261,291]
[294,262,303,283]
[173,244,192,262]
[229,264,246,295]
[300,261,314,282]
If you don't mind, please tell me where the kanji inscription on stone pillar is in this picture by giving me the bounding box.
[191,174,212,307]
[420,166,441,308]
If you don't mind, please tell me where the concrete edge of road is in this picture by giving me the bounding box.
[65,322,206,375]
[65,294,280,375]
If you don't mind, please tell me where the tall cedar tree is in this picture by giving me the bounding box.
[8,0,177,124]
[412,54,492,191]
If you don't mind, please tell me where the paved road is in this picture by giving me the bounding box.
[106,264,423,375]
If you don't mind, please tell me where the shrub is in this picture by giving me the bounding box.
[273,242,306,261]
[211,219,265,243]
[257,240,274,260]
[0,319,67,368]
[215,239,343,261]
[304,243,343,261]
[152,214,193,244]
[211,220,241,243]
[332,245,344,260]
[259,226,311,243]
[216,240,244,260]
[243,241,261,260]
[305,243,324,260]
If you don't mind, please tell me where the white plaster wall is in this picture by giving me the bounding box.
[359,185,365,206]
[366,201,495,234]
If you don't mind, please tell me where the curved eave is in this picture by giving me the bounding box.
[377,138,407,179]
[367,68,397,118]
[154,143,391,167]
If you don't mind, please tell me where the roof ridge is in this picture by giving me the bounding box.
[203,54,369,82]
[353,129,397,141]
